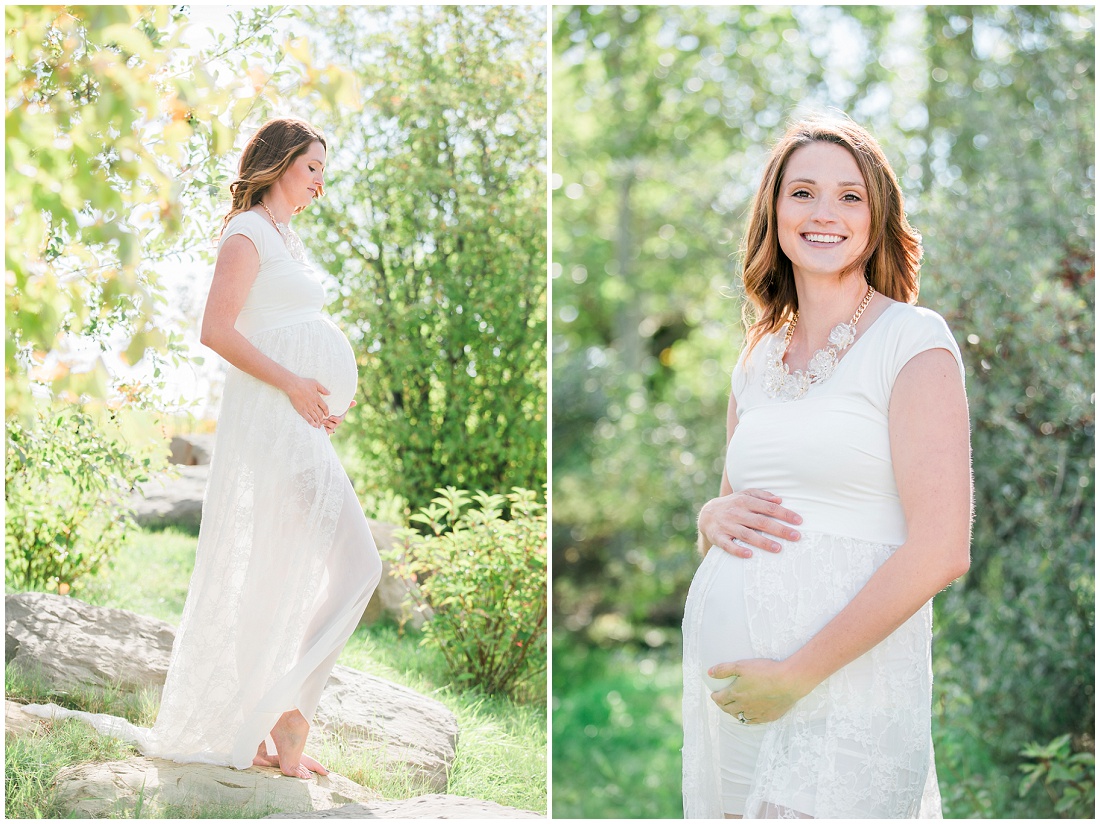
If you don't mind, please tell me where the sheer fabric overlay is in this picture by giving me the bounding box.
[25,319,382,769]
[683,533,943,819]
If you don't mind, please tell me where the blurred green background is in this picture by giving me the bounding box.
[551,5,1093,818]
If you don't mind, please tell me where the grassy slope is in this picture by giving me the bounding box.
[6,526,546,818]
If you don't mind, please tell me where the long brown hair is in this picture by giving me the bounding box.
[740,116,921,353]
[219,117,327,237]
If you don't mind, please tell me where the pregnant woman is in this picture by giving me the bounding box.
[682,117,972,818]
[26,117,382,780]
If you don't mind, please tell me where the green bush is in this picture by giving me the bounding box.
[1018,734,1095,817]
[390,487,547,699]
[5,407,152,593]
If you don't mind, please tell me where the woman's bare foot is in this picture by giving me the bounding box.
[269,710,312,779]
[253,741,329,776]
[299,753,329,776]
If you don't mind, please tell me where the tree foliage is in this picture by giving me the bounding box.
[551,5,1093,817]
[296,5,547,511]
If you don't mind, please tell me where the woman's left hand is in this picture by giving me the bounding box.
[707,658,815,724]
[322,400,357,435]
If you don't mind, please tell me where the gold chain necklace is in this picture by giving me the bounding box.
[258,201,285,236]
[762,285,876,401]
[257,201,306,262]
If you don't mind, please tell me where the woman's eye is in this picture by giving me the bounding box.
[842,193,863,202]
[792,189,811,198]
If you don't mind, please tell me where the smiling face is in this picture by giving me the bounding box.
[776,141,871,284]
[275,140,327,212]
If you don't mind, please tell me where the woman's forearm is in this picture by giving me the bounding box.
[200,325,297,394]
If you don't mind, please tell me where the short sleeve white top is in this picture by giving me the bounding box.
[727,302,965,546]
[216,211,328,338]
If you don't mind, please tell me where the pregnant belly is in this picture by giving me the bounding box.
[690,547,756,691]
[312,318,358,417]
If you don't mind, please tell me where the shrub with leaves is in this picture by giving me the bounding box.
[1018,734,1095,817]
[6,408,154,593]
[390,487,547,699]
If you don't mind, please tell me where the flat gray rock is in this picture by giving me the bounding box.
[55,757,377,818]
[264,793,544,818]
[5,592,175,693]
[310,665,458,793]
[6,594,459,788]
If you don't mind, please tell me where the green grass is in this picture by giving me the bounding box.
[551,636,683,819]
[79,526,199,624]
[6,525,546,818]
[5,718,141,818]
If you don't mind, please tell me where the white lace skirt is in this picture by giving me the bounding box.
[25,318,381,768]
[682,532,943,818]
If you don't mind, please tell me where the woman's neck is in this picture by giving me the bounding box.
[790,272,870,347]
[256,187,295,225]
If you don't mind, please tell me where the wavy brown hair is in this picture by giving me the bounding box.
[740,116,921,353]
[219,117,327,237]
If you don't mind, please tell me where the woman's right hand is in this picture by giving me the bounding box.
[283,375,331,428]
[698,489,803,558]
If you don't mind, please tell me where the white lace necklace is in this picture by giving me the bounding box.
[762,285,876,401]
[258,201,307,263]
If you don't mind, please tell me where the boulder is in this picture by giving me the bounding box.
[5,592,175,693]
[168,434,214,466]
[54,758,377,818]
[310,665,458,793]
[264,794,544,818]
[131,464,209,532]
[6,594,459,788]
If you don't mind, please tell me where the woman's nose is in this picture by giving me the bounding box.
[810,199,837,223]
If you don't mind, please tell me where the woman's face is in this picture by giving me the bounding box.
[776,141,871,283]
[276,140,327,212]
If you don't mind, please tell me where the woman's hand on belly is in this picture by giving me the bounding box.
[698,489,802,558]
[707,657,814,724]
[283,374,331,428]
[322,400,356,435]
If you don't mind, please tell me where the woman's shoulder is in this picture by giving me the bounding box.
[218,210,271,256]
[223,209,271,231]
[880,301,959,338]
[877,300,964,380]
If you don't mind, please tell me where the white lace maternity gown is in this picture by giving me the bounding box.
[26,211,383,768]
[682,303,964,818]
